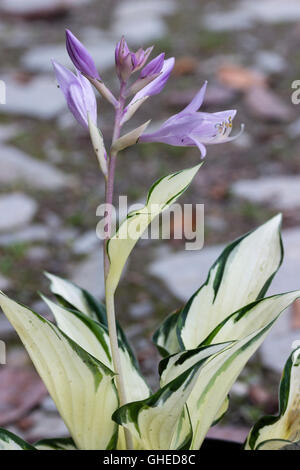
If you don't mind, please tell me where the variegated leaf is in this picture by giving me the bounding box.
[170,214,283,351]
[256,439,294,450]
[171,406,193,450]
[152,310,180,357]
[202,293,299,346]
[35,437,76,450]
[159,343,231,386]
[0,292,118,450]
[113,343,229,450]
[0,428,35,450]
[245,346,300,450]
[106,164,202,295]
[42,295,151,403]
[160,291,300,449]
[45,272,107,325]
[213,395,229,425]
[46,274,141,367]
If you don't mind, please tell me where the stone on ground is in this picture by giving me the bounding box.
[244,86,293,122]
[0,225,50,246]
[3,75,65,119]
[0,193,37,231]
[22,32,116,73]
[203,0,300,31]
[0,0,89,19]
[232,175,300,209]
[71,250,104,300]
[0,275,11,291]
[72,230,99,255]
[0,146,73,190]
[149,226,300,373]
[112,0,177,43]
[22,410,69,442]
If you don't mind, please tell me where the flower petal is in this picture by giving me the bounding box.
[179,81,208,116]
[53,61,97,129]
[129,57,175,104]
[66,29,100,80]
[189,136,207,158]
[76,71,97,124]
[68,83,89,128]
[140,53,165,79]
[212,109,237,121]
[52,59,75,96]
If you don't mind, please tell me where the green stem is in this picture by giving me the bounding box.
[105,291,133,449]
[104,81,133,450]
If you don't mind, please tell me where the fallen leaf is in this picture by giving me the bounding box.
[209,182,229,201]
[173,56,198,76]
[218,65,267,91]
[245,86,294,122]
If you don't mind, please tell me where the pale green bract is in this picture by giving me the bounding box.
[1,164,300,450]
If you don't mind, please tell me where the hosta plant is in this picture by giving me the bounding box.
[0,32,299,451]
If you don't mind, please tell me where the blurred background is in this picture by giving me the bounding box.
[0,0,300,445]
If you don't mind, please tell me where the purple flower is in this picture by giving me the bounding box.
[115,36,153,81]
[66,29,100,80]
[139,53,165,79]
[52,60,97,129]
[125,57,175,113]
[128,53,166,96]
[139,81,243,157]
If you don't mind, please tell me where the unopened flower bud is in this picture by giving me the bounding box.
[115,36,153,82]
[66,29,100,80]
[140,53,165,79]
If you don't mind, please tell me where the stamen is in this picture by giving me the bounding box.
[215,122,226,135]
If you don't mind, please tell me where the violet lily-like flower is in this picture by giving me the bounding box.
[115,36,153,81]
[128,53,166,96]
[52,60,97,129]
[139,81,243,157]
[124,57,175,116]
[139,52,165,79]
[66,29,100,80]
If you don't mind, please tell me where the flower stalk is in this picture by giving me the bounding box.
[104,80,133,450]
